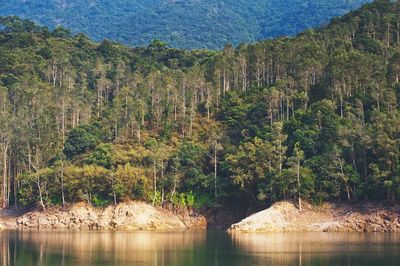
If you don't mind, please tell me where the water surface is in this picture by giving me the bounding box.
[0,230,399,265]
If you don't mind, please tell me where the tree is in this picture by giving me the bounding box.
[0,85,11,208]
[1,1,400,210]
[84,144,113,169]
[64,124,103,159]
[113,163,146,201]
[285,143,314,210]
[226,138,275,208]
[64,165,110,205]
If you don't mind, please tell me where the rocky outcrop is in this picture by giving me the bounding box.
[324,206,400,232]
[13,201,206,231]
[228,201,400,233]
[175,209,207,229]
[4,200,400,232]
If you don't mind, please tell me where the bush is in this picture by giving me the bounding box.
[64,123,104,159]
[92,195,112,207]
[84,143,113,168]
[193,193,215,208]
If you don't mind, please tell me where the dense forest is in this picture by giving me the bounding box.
[0,0,371,49]
[0,0,400,212]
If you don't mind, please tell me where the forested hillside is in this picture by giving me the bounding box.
[0,0,400,211]
[0,0,371,49]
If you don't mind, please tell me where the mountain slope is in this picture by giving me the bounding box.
[1,1,400,211]
[0,0,372,49]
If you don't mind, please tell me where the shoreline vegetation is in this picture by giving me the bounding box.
[1,0,400,232]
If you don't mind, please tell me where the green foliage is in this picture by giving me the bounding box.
[176,142,210,194]
[193,193,215,208]
[3,1,400,211]
[17,168,58,208]
[186,191,196,207]
[0,16,46,33]
[84,143,113,169]
[64,123,104,159]
[0,0,371,49]
[353,33,383,54]
[16,173,36,207]
[64,165,111,204]
[172,191,196,208]
[113,163,148,200]
[92,196,112,208]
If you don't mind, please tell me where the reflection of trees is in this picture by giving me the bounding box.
[230,232,400,266]
[1,230,206,265]
[1,231,400,266]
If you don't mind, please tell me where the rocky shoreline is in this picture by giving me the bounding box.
[0,201,206,231]
[1,201,399,232]
[228,201,400,233]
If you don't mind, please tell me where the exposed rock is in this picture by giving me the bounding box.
[175,207,207,229]
[4,200,399,232]
[324,207,400,232]
[228,201,400,233]
[12,201,206,231]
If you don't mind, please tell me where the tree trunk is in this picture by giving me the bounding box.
[170,174,177,202]
[297,157,302,211]
[152,161,157,205]
[2,144,8,209]
[36,178,45,211]
[60,160,66,207]
[61,97,66,207]
[189,99,194,137]
[214,142,218,198]
[112,175,117,205]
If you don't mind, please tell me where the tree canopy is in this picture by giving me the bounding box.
[1,0,400,211]
[0,0,371,49]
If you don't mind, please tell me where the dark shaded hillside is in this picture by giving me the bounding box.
[0,0,400,212]
[0,0,371,49]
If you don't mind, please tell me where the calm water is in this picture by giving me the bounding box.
[0,230,399,266]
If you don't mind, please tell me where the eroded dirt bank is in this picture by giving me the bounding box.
[0,201,206,231]
[228,201,400,233]
[1,201,399,232]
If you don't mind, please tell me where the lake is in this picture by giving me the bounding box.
[0,230,399,265]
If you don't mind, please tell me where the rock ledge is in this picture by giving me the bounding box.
[228,201,400,233]
[7,201,206,231]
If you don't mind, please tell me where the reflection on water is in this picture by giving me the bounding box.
[231,233,400,266]
[1,230,400,266]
